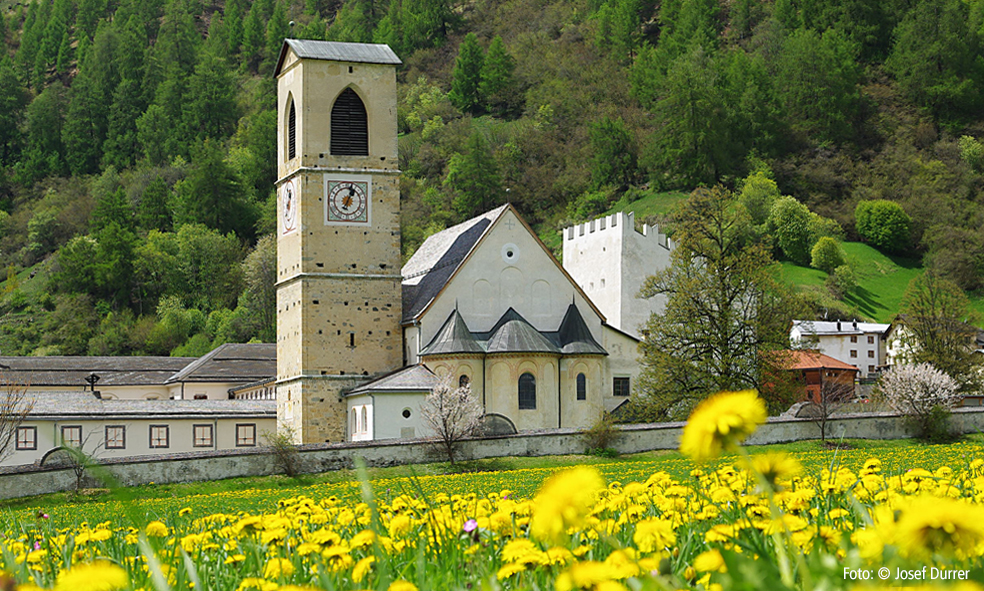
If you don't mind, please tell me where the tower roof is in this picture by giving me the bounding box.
[558,303,608,355]
[485,308,561,354]
[419,309,485,356]
[274,40,402,77]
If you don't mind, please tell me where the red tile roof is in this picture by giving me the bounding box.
[781,350,860,372]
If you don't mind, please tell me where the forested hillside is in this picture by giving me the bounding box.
[1,0,984,356]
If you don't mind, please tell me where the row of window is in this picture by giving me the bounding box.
[516,374,630,410]
[849,350,876,358]
[849,336,877,344]
[15,424,258,451]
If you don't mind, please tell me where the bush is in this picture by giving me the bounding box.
[855,200,911,253]
[810,236,846,273]
[582,414,619,453]
[880,363,961,442]
[768,195,812,265]
[263,427,302,477]
[824,264,857,299]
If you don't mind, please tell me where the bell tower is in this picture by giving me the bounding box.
[274,40,403,444]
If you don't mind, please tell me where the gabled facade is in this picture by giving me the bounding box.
[790,320,889,377]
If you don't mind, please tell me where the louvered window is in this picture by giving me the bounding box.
[287,98,296,160]
[519,373,536,410]
[331,88,369,156]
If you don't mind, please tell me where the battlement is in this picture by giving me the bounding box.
[563,211,673,251]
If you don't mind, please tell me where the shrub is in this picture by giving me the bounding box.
[880,363,961,442]
[263,426,302,477]
[810,236,846,273]
[767,195,812,265]
[582,413,619,454]
[824,264,857,299]
[855,200,911,253]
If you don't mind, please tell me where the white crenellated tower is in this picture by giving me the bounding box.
[562,212,674,338]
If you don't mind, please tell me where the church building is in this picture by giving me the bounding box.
[274,40,654,444]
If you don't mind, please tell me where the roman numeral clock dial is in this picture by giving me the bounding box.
[326,177,371,225]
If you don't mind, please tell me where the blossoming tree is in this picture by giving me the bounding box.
[420,378,483,465]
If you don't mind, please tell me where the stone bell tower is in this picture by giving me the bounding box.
[274,40,403,444]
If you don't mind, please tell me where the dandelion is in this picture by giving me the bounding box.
[352,556,375,582]
[632,517,676,553]
[894,496,984,559]
[745,452,802,489]
[530,466,605,544]
[693,549,727,573]
[263,557,295,578]
[145,521,169,538]
[679,390,768,461]
[54,562,129,591]
[387,581,418,591]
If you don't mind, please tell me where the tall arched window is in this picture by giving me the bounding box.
[351,409,358,434]
[576,373,586,400]
[518,372,536,410]
[361,407,368,433]
[287,97,296,160]
[331,88,369,156]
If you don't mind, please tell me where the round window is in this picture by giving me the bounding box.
[402,408,412,419]
[501,243,520,264]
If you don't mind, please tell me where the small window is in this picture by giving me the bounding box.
[236,424,257,447]
[361,407,368,432]
[576,373,586,401]
[149,425,169,449]
[193,394,207,400]
[105,426,126,449]
[867,335,875,344]
[193,424,213,448]
[850,350,858,358]
[351,409,358,434]
[518,372,536,410]
[61,425,82,448]
[402,408,412,419]
[850,335,858,343]
[287,98,296,160]
[868,365,875,373]
[867,350,875,358]
[458,374,470,388]
[16,426,36,451]
[613,377,631,397]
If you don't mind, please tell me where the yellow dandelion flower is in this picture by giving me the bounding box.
[555,561,618,591]
[530,466,605,544]
[352,556,375,583]
[237,578,278,591]
[693,549,727,573]
[894,496,984,559]
[745,452,802,489]
[224,554,246,565]
[178,508,192,517]
[145,521,169,538]
[387,514,412,539]
[54,562,129,591]
[679,390,767,461]
[296,542,320,556]
[633,517,676,553]
[263,557,295,579]
[386,580,418,591]
[496,562,527,580]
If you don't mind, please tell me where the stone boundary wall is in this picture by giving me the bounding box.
[3,408,984,500]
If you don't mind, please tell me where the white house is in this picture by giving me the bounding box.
[790,320,889,377]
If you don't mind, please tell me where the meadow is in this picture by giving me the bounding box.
[3,401,984,591]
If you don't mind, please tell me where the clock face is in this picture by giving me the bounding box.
[281,179,297,234]
[326,179,370,224]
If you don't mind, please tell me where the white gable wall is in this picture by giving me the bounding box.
[417,209,604,348]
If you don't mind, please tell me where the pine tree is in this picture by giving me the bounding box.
[0,12,8,47]
[62,71,107,175]
[264,1,290,70]
[242,5,265,71]
[103,78,144,169]
[173,140,257,239]
[479,35,515,114]
[76,0,106,41]
[589,116,636,189]
[186,49,238,142]
[449,33,484,114]
[15,2,40,81]
[138,176,172,232]
[55,29,73,74]
[91,186,134,234]
[445,132,502,218]
[225,1,245,55]
[0,57,28,166]
[19,82,68,183]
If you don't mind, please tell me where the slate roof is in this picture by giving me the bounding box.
[24,391,275,420]
[557,304,607,355]
[401,205,508,323]
[484,308,561,354]
[275,39,401,76]
[792,320,890,336]
[0,356,195,387]
[347,364,439,395]
[164,343,276,384]
[419,309,485,356]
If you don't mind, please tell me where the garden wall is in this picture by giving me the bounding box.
[3,408,984,501]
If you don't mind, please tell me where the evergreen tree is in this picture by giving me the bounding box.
[173,140,257,239]
[136,104,170,165]
[55,29,73,74]
[15,2,40,82]
[0,12,7,47]
[589,116,636,189]
[444,132,502,218]
[103,78,144,169]
[0,57,28,166]
[62,70,108,175]
[400,0,455,52]
[779,27,861,144]
[76,0,106,41]
[91,186,134,234]
[595,0,641,61]
[154,0,199,78]
[449,33,484,114]
[264,1,290,70]
[327,0,381,43]
[138,176,172,232]
[242,5,266,70]
[186,49,239,142]
[479,36,516,114]
[886,0,981,121]
[225,1,245,55]
[19,82,68,183]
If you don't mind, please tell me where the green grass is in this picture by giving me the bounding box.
[605,189,689,221]
[780,241,924,323]
[5,435,982,526]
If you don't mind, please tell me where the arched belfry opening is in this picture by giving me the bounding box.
[331,88,369,156]
[286,94,296,160]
